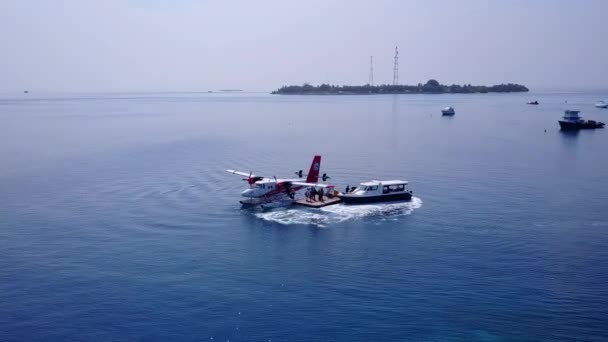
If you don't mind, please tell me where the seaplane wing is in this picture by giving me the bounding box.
[226,169,258,178]
[289,181,334,188]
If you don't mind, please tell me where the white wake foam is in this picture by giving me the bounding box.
[254,196,422,227]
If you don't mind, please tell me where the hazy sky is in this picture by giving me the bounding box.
[1,0,607,92]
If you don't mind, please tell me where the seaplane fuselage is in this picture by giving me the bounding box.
[240,179,305,198]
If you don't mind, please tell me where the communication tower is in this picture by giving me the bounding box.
[369,56,374,86]
[392,46,399,85]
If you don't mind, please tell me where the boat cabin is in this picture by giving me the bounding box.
[351,180,408,196]
[441,106,455,115]
[562,110,582,122]
[341,179,412,204]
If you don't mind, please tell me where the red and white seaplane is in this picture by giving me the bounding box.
[226,155,333,205]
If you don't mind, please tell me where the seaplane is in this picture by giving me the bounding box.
[226,155,333,205]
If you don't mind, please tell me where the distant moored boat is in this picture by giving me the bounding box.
[527,100,539,105]
[595,101,607,108]
[441,106,455,115]
[558,110,605,130]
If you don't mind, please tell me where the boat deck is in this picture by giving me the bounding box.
[294,196,342,208]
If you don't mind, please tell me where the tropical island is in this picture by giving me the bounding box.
[272,79,528,95]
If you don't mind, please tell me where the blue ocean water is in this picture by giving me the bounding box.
[1,91,607,341]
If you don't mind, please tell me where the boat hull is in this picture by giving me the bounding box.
[558,120,605,130]
[340,191,412,204]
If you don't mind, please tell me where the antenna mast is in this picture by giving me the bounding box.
[369,56,374,86]
[392,46,399,85]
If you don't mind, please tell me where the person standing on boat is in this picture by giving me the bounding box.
[318,187,324,202]
[345,185,350,193]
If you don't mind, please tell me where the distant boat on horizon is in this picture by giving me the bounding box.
[218,89,243,92]
[441,106,455,115]
[558,110,604,130]
[595,101,607,108]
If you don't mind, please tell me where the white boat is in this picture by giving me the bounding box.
[441,106,455,115]
[340,180,412,204]
[595,101,608,109]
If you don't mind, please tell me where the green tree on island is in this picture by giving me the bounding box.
[272,80,528,95]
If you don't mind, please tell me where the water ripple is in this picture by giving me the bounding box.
[253,197,422,227]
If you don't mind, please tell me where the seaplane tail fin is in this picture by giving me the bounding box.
[305,155,321,183]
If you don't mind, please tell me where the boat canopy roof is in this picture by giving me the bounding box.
[360,180,408,186]
[563,110,581,119]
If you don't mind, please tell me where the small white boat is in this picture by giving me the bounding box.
[441,106,455,115]
[340,180,412,204]
[595,101,608,109]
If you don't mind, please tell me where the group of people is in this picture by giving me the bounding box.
[305,187,324,203]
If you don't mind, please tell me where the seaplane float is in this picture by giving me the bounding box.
[226,155,333,206]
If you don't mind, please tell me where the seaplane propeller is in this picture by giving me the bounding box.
[322,173,330,181]
[295,169,304,178]
[244,171,263,185]
[244,171,253,183]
